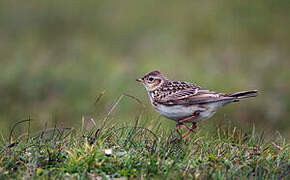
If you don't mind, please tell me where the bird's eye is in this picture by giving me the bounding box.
[148,77,154,81]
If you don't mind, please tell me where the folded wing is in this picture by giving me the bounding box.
[155,82,234,106]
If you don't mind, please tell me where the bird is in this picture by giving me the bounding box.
[136,70,258,138]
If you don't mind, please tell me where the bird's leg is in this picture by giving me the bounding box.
[182,124,192,131]
[175,122,182,131]
[175,122,190,138]
[178,110,200,138]
[179,110,200,123]
[176,122,198,138]
[191,122,197,130]
[182,122,198,138]
[176,111,200,138]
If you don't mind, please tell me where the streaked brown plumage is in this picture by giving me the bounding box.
[137,70,258,138]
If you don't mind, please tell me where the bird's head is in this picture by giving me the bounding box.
[136,70,167,91]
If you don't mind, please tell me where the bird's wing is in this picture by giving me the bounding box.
[153,81,200,102]
[181,89,234,105]
[155,82,233,105]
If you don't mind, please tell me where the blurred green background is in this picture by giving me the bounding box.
[0,0,289,138]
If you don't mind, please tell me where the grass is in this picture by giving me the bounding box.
[0,118,289,179]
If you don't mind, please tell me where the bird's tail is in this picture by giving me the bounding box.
[228,90,258,100]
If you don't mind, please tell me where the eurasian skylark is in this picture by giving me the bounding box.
[136,70,258,138]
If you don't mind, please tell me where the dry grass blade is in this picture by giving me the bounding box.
[94,90,106,105]
[9,118,32,144]
[123,93,145,108]
[99,94,124,130]
[32,127,73,140]
[123,93,145,128]
[98,93,145,130]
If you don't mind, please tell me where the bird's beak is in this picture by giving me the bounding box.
[136,78,144,82]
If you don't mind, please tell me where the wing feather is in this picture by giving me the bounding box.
[154,82,234,105]
[153,81,200,102]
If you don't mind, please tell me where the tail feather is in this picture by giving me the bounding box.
[228,90,258,99]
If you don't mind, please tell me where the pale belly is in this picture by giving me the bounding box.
[152,102,227,123]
